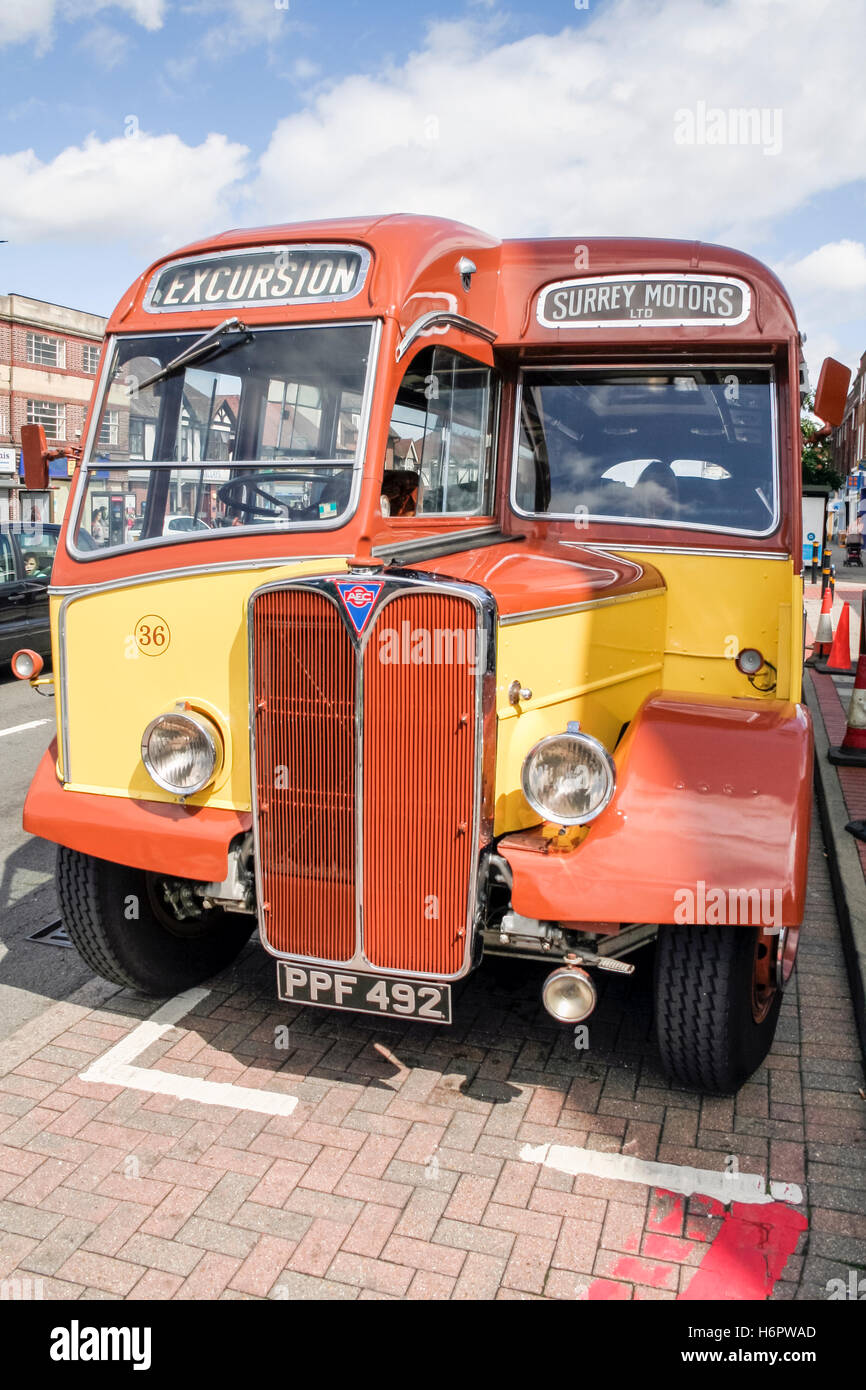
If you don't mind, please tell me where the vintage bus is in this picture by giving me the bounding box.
[15,215,845,1093]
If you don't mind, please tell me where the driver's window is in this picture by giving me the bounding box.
[384,346,496,517]
[18,528,57,581]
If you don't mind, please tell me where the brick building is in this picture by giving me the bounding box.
[829,350,866,537]
[0,293,107,524]
[831,350,866,476]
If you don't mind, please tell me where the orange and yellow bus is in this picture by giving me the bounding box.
[15,215,847,1091]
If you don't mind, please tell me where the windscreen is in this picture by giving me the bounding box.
[513,366,778,535]
[72,323,374,552]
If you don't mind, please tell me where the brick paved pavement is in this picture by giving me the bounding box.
[0,809,863,1302]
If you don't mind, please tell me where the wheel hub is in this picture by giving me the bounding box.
[751,923,800,1024]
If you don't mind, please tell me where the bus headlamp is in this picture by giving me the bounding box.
[521,730,616,826]
[141,707,223,796]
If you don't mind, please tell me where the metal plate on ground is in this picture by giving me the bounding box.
[26,920,72,948]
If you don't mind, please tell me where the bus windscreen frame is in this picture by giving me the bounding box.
[67,318,381,560]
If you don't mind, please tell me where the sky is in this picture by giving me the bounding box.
[0,0,864,383]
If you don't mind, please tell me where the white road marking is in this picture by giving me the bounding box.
[80,986,298,1116]
[0,719,50,739]
[519,1141,803,1207]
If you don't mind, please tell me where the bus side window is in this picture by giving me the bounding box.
[384,346,496,517]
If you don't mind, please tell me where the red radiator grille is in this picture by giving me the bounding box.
[363,592,477,975]
[252,589,356,961]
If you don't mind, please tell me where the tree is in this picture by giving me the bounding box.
[802,393,844,490]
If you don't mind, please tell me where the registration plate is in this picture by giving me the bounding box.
[276,962,452,1024]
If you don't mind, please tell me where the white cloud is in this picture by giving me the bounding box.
[777,242,866,379]
[0,0,165,49]
[188,0,305,63]
[0,131,248,248]
[781,240,866,296]
[249,0,866,247]
[77,22,130,70]
[0,0,56,47]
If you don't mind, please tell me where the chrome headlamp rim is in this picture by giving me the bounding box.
[141,708,221,796]
[521,729,617,826]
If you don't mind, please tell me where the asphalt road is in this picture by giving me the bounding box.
[0,666,94,1042]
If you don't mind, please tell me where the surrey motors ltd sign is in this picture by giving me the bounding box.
[537,273,751,329]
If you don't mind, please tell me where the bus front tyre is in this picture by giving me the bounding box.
[653,923,790,1094]
[57,846,254,996]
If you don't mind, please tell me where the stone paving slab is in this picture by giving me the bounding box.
[0,811,863,1301]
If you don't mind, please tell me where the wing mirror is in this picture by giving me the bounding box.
[813,357,852,428]
[20,423,81,490]
[20,424,50,490]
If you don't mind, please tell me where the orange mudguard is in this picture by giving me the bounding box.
[500,692,813,929]
[23,742,251,882]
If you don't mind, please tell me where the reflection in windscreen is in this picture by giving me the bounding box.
[74,324,372,550]
[514,368,777,533]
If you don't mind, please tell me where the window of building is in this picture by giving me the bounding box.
[27,400,66,440]
[98,410,119,448]
[128,417,145,458]
[384,346,496,517]
[82,343,101,374]
[26,333,65,369]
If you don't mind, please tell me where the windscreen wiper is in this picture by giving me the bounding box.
[136,317,251,392]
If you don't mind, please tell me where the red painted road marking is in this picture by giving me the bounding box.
[679,1200,807,1301]
[582,1189,807,1300]
[647,1189,686,1235]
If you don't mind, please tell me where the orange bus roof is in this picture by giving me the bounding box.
[107,213,798,347]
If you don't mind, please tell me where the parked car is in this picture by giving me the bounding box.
[0,522,61,666]
[164,514,211,535]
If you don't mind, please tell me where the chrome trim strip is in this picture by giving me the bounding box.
[247,572,496,982]
[498,587,664,627]
[57,596,72,783]
[142,243,372,313]
[509,362,782,541]
[372,524,501,559]
[396,311,497,362]
[66,318,382,563]
[49,555,352,598]
[574,542,791,561]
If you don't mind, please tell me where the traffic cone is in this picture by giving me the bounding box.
[828,653,866,766]
[819,600,854,674]
[805,586,834,666]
